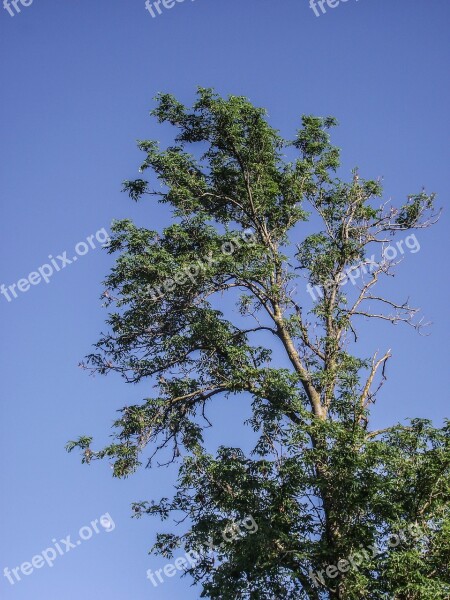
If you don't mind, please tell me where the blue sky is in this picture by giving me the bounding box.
[0,0,449,598]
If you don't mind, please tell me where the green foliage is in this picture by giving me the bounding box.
[67,89,445,599]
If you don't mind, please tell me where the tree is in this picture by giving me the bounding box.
[67,88,449,599]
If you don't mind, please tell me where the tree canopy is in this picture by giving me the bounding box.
[67,89,448,599]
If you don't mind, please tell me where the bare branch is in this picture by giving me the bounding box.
[360,350,391,408]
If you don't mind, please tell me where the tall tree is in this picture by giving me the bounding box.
[68,89,449,599]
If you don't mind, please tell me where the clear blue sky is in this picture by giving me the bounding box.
[0,1,449,598]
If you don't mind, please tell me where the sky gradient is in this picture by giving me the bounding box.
[0,1,449,598]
